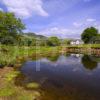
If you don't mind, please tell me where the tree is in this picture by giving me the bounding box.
[1,36,15,45]
[62,39,71,46]
[0,11,25,44]
[47,37,60,46]
[81,27,98,44]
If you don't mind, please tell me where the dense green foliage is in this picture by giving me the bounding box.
[0,11,25,44]
[47,37,60,46]
[81,27,99,44]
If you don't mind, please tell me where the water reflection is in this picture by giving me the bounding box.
[46,53,59,62]
[81,55,98,70]
[15,53,100,100]
[90,55,100,63]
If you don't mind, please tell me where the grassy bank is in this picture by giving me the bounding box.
[0,45,61,67]
[66,44,100,48]
[0,44,100,67]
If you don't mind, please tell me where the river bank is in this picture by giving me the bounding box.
[61,44,100,55]
[0,46,61,100]
[0,45,100,67]
[0,45,100,100]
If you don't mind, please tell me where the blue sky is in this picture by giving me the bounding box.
[0,0,100,38]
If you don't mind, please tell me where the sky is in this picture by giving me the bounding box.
[0,0,100,38]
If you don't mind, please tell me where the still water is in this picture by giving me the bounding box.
[19,54,100,100]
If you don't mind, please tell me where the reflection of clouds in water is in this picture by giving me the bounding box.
[57,55,82,65]
[72,67,81,72]
[69,54,83,62]
[39,54,83,67]
[36,54,98,72]
[40,58,51,63]
[87,72,93,76]
[38,56,83,71]
[53,63,58,67]
[39,55,82,67]
[97,64,100,69]
[70,54,83,58]
[39,58,59,67]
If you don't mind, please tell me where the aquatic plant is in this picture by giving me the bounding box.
[26,82,40,89]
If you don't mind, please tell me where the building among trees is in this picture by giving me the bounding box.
[70,39,84,45]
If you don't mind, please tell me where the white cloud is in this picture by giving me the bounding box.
[73,22,82,28]
[38,27,81,38]
[1,0,49,18]
[38,17,100,39]
[72,18,97,29]
[86,18,96,22]
[95,25,100,32]
[73,18,96,28]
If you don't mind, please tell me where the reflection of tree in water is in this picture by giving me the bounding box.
[65,53,71,57]
[46,53,59,62]
[90,55,100,63]
[81,55,98,70]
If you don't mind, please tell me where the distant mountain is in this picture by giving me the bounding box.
[23,32,47,39]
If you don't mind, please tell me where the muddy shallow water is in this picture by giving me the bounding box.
[18,53,100,100]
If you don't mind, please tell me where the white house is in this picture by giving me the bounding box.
[70,39,84,45]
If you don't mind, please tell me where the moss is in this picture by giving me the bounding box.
[26,82,40,89]
[17,94,33,100]
[0,85,15,97]
[16,88,40,100]
[0,68,40,99]
[5,71,20,82]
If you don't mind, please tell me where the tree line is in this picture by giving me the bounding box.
[0,11,100,46]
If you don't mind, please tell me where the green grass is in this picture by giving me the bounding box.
[0,85,15,97]
[0,45,62,68]
[5,71,20,82]
[0,44,100,67]
[66,44,100,48]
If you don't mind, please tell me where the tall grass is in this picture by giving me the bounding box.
[0,45,61,67]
